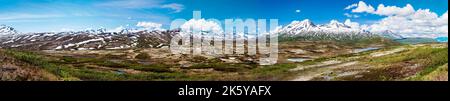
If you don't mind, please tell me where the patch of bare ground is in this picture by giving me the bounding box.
[0,50,58,81]
[334,61,421,81]
[415,64,448,81]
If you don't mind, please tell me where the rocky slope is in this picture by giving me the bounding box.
[0,25,177,50]
[0,25,19,37]
[0,20,404,51]
[277,19,398,41]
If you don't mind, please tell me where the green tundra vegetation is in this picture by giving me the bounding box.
[0,39,447,81]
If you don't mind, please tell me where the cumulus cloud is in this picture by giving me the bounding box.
[161,3,184,13]
[136,22,164,31]
[345,1,448,38]
[374,4,415,16]
[180,19,223,34]
[366,10,448,38]
[437,11,448,25]
[344,19,360,29]
[347,1,415,16]
[344,13,360,18]
[350,1,375,13]
[344,3,358,10]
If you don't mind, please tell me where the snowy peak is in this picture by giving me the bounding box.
[277,19,378,41]
[277,19,408,41]
[297,19,316,28]
[280,19,365,34]
[119,28,134,34]
[287,19,316,29]
[69,27,139,35]
[81,28,107,34]
[380,30,404,39]
[108,26,141,34]
[0,25,14,31]
[0,25,18,36]
[282,19,318,33]
[323,20,351,28]
[0,25,178,50]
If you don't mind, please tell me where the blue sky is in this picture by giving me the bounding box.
[0,0,448,33]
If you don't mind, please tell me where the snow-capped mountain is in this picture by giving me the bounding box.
[0,27,177,50]
[0,19,405,50]
[81,28,107,34]
[0,25,18,37]
[277,19,388,41]
[379,30,405,40]
[323,20,351,28]
[282,19,317,32]
[280,19,371,35]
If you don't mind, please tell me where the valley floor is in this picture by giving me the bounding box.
[0,42,447,81]
[290,43,448,81]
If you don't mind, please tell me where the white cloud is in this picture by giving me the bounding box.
[344,13,360,18]
[345,1,449,38]
[344,19,360,29]
[442,11,448,19]
[367,10,448,38]
[374,4,415,16]
[161,3,184,13]
[180,19,223,34]
[345,3,358,10]
[347,1,415,16]
[351,1,375,13]
[437,11,448,25]
[437,25,448,36]
[136,22,164,31]
[296,10,301,13]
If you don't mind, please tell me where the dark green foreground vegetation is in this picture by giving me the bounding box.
[369,46,448,80]
[1,49,299,81]
[1,37,447,81]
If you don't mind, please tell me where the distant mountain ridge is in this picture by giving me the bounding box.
[279,19,369,35]
[0,26,177,50]
[276,19,380,41]
[1,19,443,50]
[0,25,19,37]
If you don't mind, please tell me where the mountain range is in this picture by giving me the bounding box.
[0,25,19,37]
[276,19,405,41]
[0,19,424,50]
[0,25,176,50]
